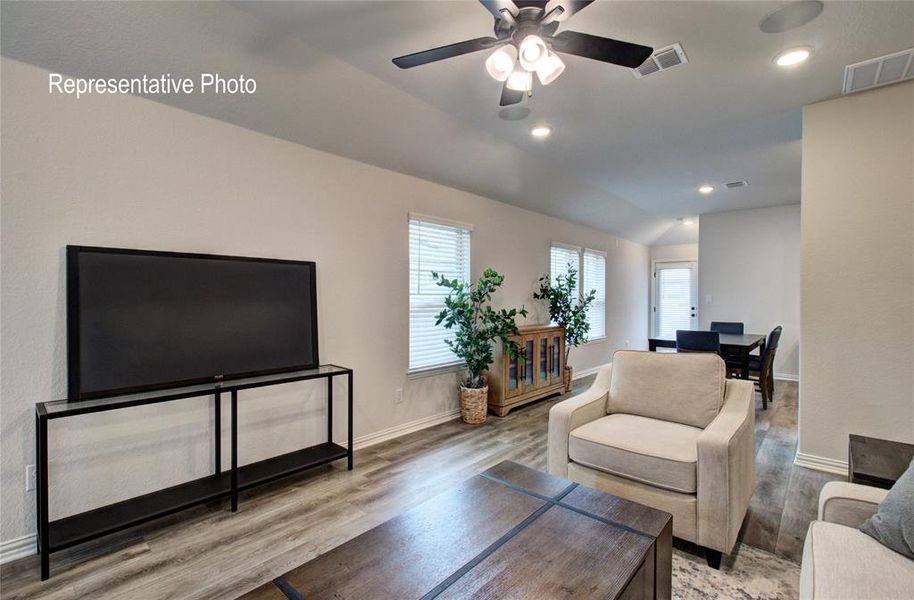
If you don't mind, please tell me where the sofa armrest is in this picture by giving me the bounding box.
[818,481,887,528]
[697,378,755,553]
[547,364,612,478]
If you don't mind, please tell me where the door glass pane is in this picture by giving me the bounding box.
[656,267,693,338]
[551,335,561,377]
[539,338,548,381]
[524,340,534,385]
[508,355,518,391]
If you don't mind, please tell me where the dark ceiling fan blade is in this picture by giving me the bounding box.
[542,1,595,23]
[479,0,520,20]
[392,37,503,69]
[550,30,653,68]
[499,82,524,106]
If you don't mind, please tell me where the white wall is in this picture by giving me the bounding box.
[799,81,914,469]
[698,205,800,379]
[650,244,699,263]
[0,58,649,546]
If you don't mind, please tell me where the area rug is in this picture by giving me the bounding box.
[673,544,800,599]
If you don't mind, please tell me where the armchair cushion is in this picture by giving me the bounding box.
[801,521,914,600]
[607,350,725,429]
[569,414,701,493]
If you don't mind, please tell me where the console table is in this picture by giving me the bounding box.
[35,364,353,580]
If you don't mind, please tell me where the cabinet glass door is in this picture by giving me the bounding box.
[551,334,563,382]
[537,335,549,387]
[524,338,535,388]
[507,352,519,394]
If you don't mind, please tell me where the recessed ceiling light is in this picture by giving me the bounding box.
[531,126,551,138]
[679,218,695,226]
[699,185,714,194]
[775,47,812,67]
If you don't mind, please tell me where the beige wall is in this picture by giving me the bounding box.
[650,243,699,263]
[698,205,800,378]
[0,59,649,544]
[800,81,914,469]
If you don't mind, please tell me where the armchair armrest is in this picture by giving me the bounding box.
[547,364,612,478]
[697,378,755,553]
[818,481,887,528]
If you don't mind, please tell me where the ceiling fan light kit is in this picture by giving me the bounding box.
[518,34,548,70]
[506,66,534,92]
[485,45,517,82]
[536,51,565,85]
[392,1,653,107]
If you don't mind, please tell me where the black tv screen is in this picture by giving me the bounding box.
[67,246,318,399]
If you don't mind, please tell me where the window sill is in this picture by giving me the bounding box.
[407,362,466,380]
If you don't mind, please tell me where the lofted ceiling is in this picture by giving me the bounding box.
[3,1,913,244]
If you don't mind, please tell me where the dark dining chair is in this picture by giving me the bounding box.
[710,321,745,335]
[711,321,745,361]
[728,326,782,409]
[676,330,720,353]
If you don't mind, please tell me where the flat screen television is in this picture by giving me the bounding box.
[67,246,318,399]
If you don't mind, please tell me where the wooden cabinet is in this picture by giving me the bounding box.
[488,324,565,417]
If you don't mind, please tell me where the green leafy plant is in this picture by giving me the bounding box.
[533,266,596,363]
[433,268,528,389]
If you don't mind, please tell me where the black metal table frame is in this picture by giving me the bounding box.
[35,365,353,580]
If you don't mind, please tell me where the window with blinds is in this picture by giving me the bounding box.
[550,244,580,290]
[409,216,472,373]
[583,249,606,339]
[549,244,606,341]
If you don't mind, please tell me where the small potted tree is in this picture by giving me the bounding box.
[433,268,528,424]
[533,266,596,393]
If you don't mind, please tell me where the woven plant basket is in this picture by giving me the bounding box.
[460,385,488,424]
[563,366,573,394]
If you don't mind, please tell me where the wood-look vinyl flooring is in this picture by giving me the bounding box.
[1,378,837,599]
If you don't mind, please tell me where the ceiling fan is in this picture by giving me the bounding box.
[392,0,654,107]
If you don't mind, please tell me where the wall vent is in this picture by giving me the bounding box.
[843,47,914,95]
[725,180,749,189]
[633,43,688,79]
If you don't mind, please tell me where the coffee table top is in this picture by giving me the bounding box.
[849,434,914,489]
[241,461,672,600]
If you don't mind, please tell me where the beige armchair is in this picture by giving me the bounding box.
[548,350,755,567]
[800,482,914,600]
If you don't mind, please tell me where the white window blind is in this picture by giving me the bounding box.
[409,216,471,373]
[583,249,606,339]
[655,267,692,339]
[550,244,580,290]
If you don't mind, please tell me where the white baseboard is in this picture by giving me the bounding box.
[0,534,36,565]
[776,373,799,382]
[571,365,602,380]
[794,452,849,476]
[352,408,461,450]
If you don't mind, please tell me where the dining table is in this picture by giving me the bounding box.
[648,332,767,379]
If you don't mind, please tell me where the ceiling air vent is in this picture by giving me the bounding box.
[633,43,688,79]
[725,180,749,189]
[843,47,914,95]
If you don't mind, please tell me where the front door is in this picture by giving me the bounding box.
[653,261,698,338]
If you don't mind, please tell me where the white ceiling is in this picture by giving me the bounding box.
[3,1,913,244]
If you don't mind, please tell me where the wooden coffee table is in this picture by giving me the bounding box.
[241,461,672,600]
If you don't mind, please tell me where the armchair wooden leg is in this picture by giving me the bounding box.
[705,549,722,569]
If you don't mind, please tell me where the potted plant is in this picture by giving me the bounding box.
[433,268,528,424]
[533,266,596,393]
